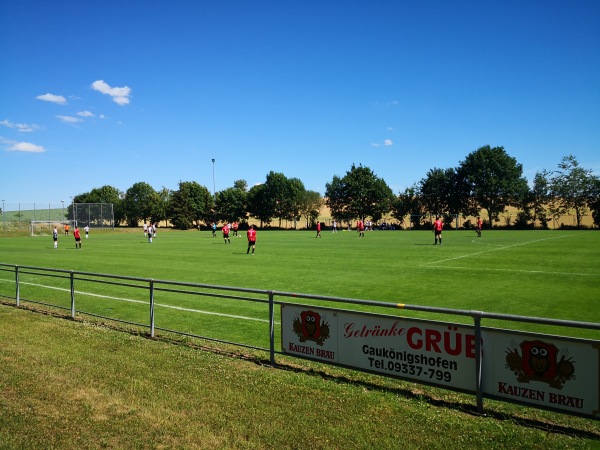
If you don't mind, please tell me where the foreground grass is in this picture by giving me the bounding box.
[1,305,599,450]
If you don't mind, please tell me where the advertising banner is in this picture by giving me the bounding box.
[481,328,600,418]
[281,304,478,392]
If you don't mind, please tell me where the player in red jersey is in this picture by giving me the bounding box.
[433,216,443,245]
[73,226,82,249]
[357,220,365,237]
[247,225,256,255]
[222,224,231,244]
[476,217,483,237]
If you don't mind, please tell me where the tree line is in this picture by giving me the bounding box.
[70,146,600,230]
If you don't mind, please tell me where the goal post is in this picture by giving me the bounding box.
[30,220,77,236]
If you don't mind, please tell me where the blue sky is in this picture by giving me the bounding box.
[1,0,599,206]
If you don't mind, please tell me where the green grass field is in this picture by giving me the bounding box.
[1,227,599,320]
[1,228,599,448]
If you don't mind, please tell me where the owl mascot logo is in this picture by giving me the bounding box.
[293,310,330,346]
[505,339,576,389]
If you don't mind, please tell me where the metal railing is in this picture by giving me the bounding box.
[0,262,598,420]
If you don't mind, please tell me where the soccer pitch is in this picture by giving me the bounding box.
[0,228,598,340]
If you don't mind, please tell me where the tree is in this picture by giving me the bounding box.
[246,172,307,228]
[299,190,323,228]
[513,189,535,230]
[590,178,600,228]
[215,181,248,224]
[263,172,286,225]
[548,155,598,228]
[391,185,422,228]
[420,167,478,222]
[323,175,347,223]
[446,168,478,219]
[459,146,528,227]
[325,164,394,224]
[262,171,306,227]
[246,183,273,227]
[279,177,305,226]
[419,168,453,216]
[147,190,164,225]
[233,179,248,191]
[528,171,552,229]
[167,181,213,230]
[122,182,158,227]
[85,185,123,204]
[155,187,171,227]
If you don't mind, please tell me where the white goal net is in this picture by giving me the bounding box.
[30,220,78,237]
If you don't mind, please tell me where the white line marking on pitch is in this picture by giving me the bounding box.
[422,234,576,266]
[423,265,598,277]
[470,239,504,246]
[0,280,277,324]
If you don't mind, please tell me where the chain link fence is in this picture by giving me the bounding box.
[1,202,114,231]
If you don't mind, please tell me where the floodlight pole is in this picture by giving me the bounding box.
[61,200,64,220]
[211,158,216,198]
[2,199,4,229]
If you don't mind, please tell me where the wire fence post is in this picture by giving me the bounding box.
[15,265,20,307]
[149,279,155,338]
[269,290,276,366]
[70,271,76,319]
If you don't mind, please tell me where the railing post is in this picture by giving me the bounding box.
[269,290,275,366]
[70,271,75,319]
[15,265,20,307]
[149,279,155,338]
[473,311,484,414]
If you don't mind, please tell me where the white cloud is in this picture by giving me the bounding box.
[91,80,132,105]
[0,119,41,133]
[77,111,95,117]
[7,141,45,153]
[371,139,393,147]
[36,93,67,105]
[56,115,83,125]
